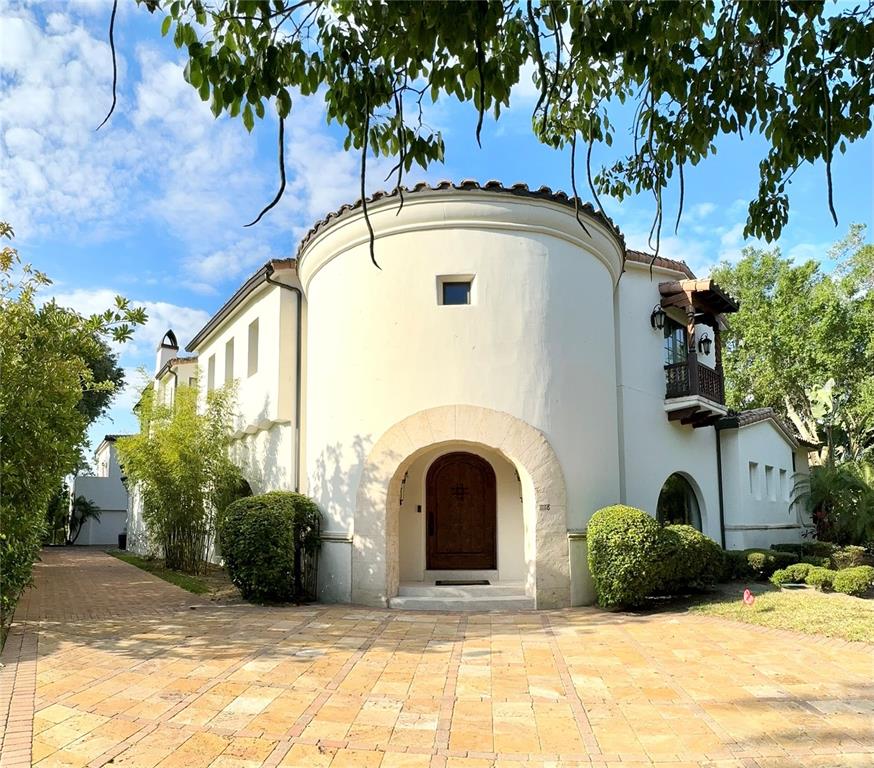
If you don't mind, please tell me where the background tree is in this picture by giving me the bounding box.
[105,0,874,262]
[43,484,71,546]
[67,496,102,545]
[117,383,244,574]
[0,223,145,632]
[712,226,874,463]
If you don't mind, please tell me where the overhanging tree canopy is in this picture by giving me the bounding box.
[106,0,874,264]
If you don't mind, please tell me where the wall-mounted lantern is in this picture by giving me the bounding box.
[650,304,666,330]
[698,333,713,356]
[399,471,408,506]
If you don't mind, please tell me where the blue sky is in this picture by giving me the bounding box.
[2,0,872,458]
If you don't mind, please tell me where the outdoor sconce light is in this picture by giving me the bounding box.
[698,333,713,356]
[650,304,666,330]
[399,471,408,506]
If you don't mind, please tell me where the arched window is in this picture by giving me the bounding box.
[657,473,701,530]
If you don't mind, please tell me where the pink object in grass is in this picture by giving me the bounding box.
[743,588,755,606]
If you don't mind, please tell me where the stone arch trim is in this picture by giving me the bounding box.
[353,405,570,609]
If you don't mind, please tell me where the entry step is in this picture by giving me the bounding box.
[390,582,534,611]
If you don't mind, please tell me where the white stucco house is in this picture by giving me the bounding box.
[71,435,130,546]
[131,181,814,609]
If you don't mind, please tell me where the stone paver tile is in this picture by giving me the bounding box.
[278,742,337,767]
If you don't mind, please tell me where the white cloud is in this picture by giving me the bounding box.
[688,202,716,221]
[184,237,278,291]
[786,240,829,264]
[50,286,211,363]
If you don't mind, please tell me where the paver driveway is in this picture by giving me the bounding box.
[1,549,872,768]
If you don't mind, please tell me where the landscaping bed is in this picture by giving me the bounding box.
[689,582,874,643]
[107,550,241,602]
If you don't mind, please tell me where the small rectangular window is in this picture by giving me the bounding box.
[442,280,471,305]
[779,469,788,501]
[748,461,759,499]
[765,465,775,501]
[207,355,215,392]
[188,376,196,387]
[248,319,259,377]
[224,338,234,384]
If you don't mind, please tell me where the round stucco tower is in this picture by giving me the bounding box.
[297,181,626,609]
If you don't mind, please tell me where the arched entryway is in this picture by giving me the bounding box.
[353,405,570,608]
[656,473,702,530]
[426,452,497,570]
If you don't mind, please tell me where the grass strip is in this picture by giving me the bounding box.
[108,550,210,595]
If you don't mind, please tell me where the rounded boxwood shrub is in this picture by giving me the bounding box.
[831,565,874,597]
[770,563,813,586]
[587,505,663,608]
[656,524,725,593]
[805,566,835,591]
[218,491,320,602]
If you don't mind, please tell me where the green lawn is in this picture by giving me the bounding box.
[690,583,874,643]
[108,550,232,597]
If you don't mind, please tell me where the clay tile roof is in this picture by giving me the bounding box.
[625,248,696,279]
[720,407,819,449]
[155,355,199,380]
[295,180,627,258]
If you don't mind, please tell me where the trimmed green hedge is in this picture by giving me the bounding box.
[218,491,320,602]
[587,505,663,608]
[657,524,725,593]
[726,549,798,580]
[832,565,874,596]
[805,567,835,591]
[770,563,814,586]
[587,506,723,608]
[771,542,835,558]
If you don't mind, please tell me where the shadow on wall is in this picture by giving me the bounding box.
[232,393,291,494]
[310,434,377,532]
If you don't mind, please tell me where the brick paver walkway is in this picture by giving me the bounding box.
[1,549,872,768]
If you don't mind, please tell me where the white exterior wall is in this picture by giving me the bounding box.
[397,442,525,584]
[193,279,300,494]
[720,420,807,549]
[299,193,624,603]
[73,440,129,546]
[615,262,722,542]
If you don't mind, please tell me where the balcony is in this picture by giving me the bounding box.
[664,356,728,427]
[665,358,724,404]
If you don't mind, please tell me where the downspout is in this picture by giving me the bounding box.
[265,265,303,493]
[714,423,726,548]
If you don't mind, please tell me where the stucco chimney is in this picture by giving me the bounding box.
[155,329,178,376]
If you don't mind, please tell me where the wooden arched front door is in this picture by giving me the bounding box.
[426,452,497,570]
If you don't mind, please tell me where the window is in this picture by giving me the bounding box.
[247,319,259,377]
[224,338,234,384]
[663,318,687,366]
[207,355,215,392]
[656,473,702,530]
[779,469,788,501]
[442,281,471,305]
[748,461,760,499]
[188,376,196,387]
[765,465,775,500]
[437,274,475,305]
